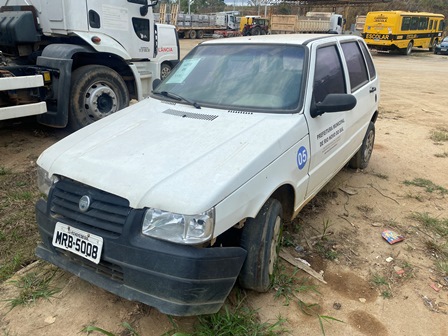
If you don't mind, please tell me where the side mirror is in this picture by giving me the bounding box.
[310,93,357,118]
[140,0,159,16]
[152,78,162,90]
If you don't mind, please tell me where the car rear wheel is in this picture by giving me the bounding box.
[349,121,375,169]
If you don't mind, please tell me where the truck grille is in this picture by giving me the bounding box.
[50,178,131,238]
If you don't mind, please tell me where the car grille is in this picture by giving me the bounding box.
[50,177,131,238]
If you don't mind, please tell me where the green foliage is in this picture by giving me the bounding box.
[6,268,60,308]
[410,212,448,237]
[403,178,448,194]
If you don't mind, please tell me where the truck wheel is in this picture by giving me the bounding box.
[349,121,375,169]
[69,65,129,131]
[160,63,172,80]
[188,30,197,39]
[197,30,204,39]
[239,198,282,292]
[250,26,261,35]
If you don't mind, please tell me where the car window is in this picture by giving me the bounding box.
[155,44,306,112]
[341,41,369,92]
[313,45,346,104]
[358,41,376,80]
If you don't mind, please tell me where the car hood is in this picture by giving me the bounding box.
[38,99,305,214]
[439,41,448,47]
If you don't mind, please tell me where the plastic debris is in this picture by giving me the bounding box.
[394,266,405,275]
[382,230,405,244]
[430,283,441,292]
[359,298,366,303]
[386,257,394,263]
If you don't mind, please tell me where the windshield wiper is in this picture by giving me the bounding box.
[155,91,201,109]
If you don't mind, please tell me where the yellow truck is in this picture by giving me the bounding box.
[362,11,445,55]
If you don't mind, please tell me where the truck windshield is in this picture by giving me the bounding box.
[153,44,305,112]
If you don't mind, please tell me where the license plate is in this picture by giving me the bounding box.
[441,48,447,51]
[52,222,103,264]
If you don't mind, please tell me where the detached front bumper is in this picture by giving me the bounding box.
[36,199,246,316]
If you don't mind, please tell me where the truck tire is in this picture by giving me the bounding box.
[197,30,204,39]
[160,63,172,80]
[69,65,129,131]
[349,121,375,169]
[188,30,197,39]
[239,198,282,292]
[250,26,261,35]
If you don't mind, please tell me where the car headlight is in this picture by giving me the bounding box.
[142,207,215,244]
[37,166,58,196]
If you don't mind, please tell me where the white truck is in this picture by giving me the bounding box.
[271,12,344,34]
[156,7,240,39]
[35,34,379,316]
[0,0,179,130]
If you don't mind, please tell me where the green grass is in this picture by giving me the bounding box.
[82,322,140,336]
[403,178,448,195]
[410,212,448,237]
[6,267,60,308]
[0,169,41,282]
[371,274,388,286]
[430,128,448,142]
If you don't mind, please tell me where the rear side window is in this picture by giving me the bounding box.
[359,42,376,80]
[313,45,346,103]
[341,41,369,92]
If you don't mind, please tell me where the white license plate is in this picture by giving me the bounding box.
[441,48,447,51]
[52,222,103,264]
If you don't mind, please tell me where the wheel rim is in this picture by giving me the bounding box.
[268,216,282,275]
[84,82,118,120]
[407,42,413,55]
[161,65,171,80]
[363,129,375,163]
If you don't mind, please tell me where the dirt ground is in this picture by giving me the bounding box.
[0,39,447,336]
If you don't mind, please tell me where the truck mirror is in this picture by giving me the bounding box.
[152,78,162,90]
[310,93,357,118]
[140,0,159,16]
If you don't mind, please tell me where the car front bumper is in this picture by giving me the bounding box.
[35,199,247,316]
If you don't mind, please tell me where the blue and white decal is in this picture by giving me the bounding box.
[296,146,308,170]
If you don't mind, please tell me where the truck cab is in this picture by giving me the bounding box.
[35,34,379,316]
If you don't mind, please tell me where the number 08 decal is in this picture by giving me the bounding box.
[297,146,308,170]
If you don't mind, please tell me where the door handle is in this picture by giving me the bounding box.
[369,87,377,93]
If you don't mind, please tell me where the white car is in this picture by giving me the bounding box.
[35,34,379,316]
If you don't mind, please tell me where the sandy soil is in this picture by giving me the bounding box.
[0,39,447,336]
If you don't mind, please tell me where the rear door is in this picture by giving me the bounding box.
[304,37,377,196]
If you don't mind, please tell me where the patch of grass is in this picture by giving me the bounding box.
[272,265,318,305]
[436,261,448,276]
[425,240,448,258]
[430,128,448,142]
[356,205,374,214]
[371,172,389,180]
[314,242,338,261]
[403,178,448,195]
[434,151,448,158]
[6,268,60,308]
[297,300,344,335]
[410,212,448,237]
[82,322,141,336]
[194,300,286,336]
[405,192,424,202]
[371,274,388,286]
[381,290,392,299]
[0,169,41,282]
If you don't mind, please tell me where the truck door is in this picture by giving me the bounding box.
[86,0,155,59]
[304,39,371,196]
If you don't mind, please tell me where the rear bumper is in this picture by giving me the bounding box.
[36,199,246,316]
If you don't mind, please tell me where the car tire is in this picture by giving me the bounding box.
[69,65,129,131]
[402,41,413,55]
[349,121,375,169]
[239,198,283,292]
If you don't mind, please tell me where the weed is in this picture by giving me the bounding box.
[314,242,338,261]
[381,290,392,299]
[272,265,299,304]
[297,300,344,336]
[404,192,424,202]
[371,172,389,180]
[6,268,60,308]
[194,301,286,335]
[82,322,140,336]
[436,261,448,276]
[403,178,448,195]
[371,274,388,286]
[384,219,400,229]
[0,167,10,176]
[410,212,448,237]
[424,240,448,258]
[434,151,448,158]
[430,128,448,142]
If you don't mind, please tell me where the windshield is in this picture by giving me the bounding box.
[153,44,306,112]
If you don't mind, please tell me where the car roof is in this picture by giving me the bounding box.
[199,34,363,46]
